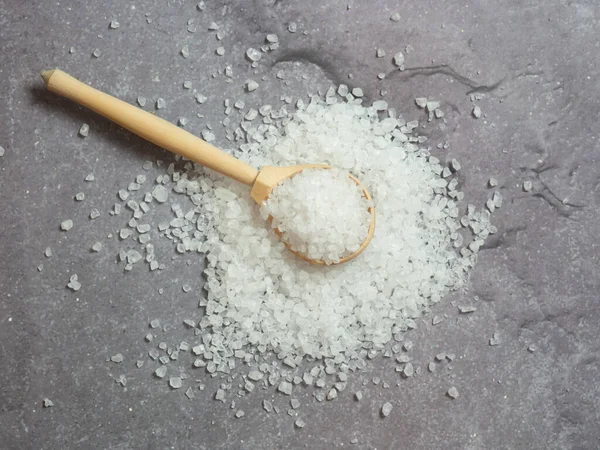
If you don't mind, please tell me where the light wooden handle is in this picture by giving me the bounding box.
[41,69,259,186]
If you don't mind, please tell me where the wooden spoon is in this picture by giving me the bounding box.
[41,69,375,265]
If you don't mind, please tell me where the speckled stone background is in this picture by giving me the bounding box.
[1,1,599,449]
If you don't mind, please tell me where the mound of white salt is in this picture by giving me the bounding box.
[260,168,372,264]
[164,97,493,363]
[117,91,495,370]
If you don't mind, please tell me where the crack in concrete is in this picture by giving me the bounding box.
[386,64,505,95]
[481,225,527,250]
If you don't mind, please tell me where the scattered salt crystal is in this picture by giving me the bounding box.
[415,97,427,108]
[245,48,261,62]
[213,389,225,401]
[67,274,81,291]
[185,387,194,399]
[492,191,503,208]
[135,96,147,107]
[402,363,414,377]
[244,109,258,121]
[489,332,501,346]
[326,388,338,400]
[426,101,440,112]
[79,124,89,137]
[60,220,73,231]
[393,52,404,67]
[278,381,293,395]
[447,387,459,399]
[152,185,169,203]
[245,80,259,92]
[381,402,393,417]
[263,399,273,412]
[201,130,215,141]
[169,377,182,389]
[372,100,388,110]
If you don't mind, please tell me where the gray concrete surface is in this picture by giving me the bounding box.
[1,0,599,449]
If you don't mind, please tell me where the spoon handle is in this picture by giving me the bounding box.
[41,69,259,186]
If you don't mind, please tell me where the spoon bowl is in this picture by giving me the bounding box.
[253,164,375,265]
[41,69,375,265]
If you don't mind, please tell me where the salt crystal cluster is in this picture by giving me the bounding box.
[149,96,491,365]
[260,168,372,264]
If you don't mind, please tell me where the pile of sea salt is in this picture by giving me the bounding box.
[111,90,496,398]
[260,167,372,264]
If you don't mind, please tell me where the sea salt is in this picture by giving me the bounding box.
[116,92,490,381]
[260,168,372,264]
